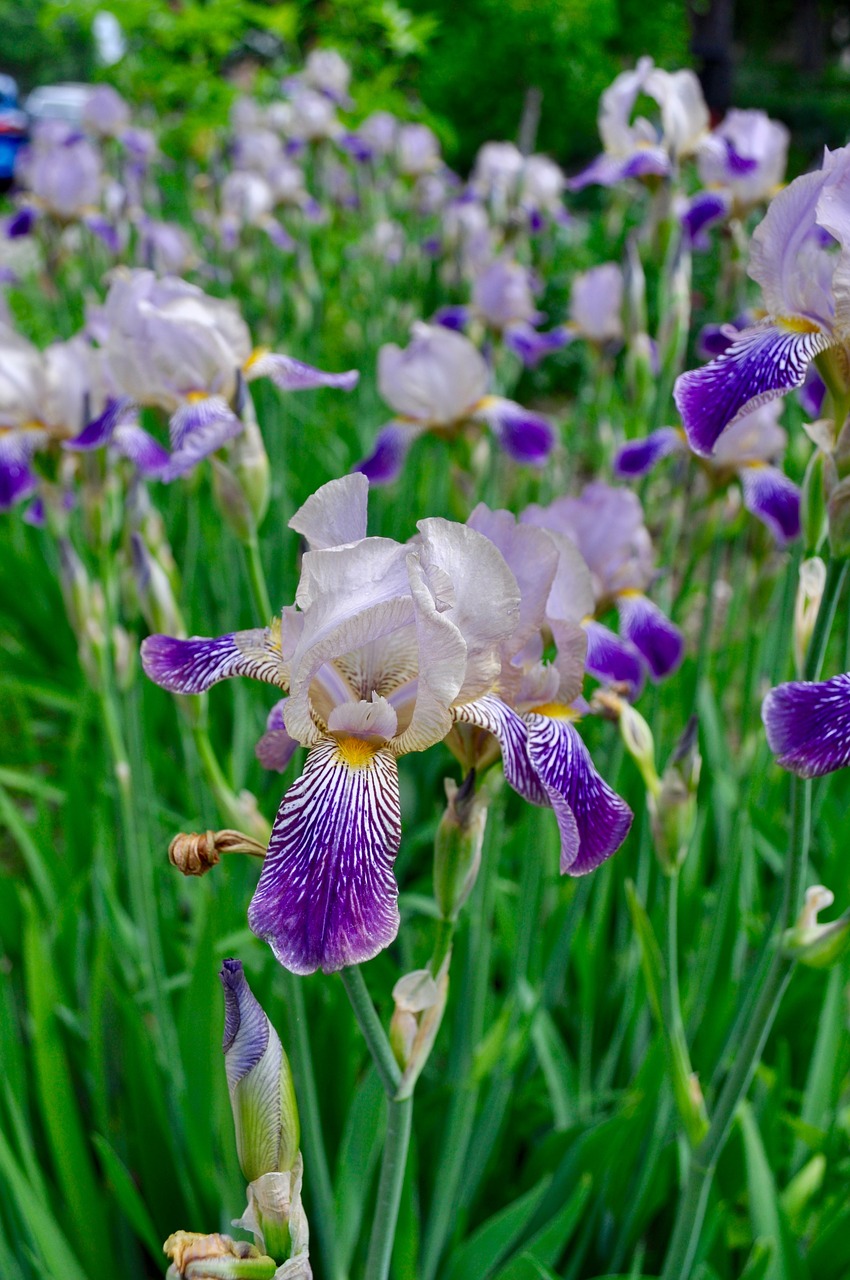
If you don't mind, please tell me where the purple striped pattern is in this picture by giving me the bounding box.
[453,694,547,805]
[141,627,285,694]
[762,673,850,778]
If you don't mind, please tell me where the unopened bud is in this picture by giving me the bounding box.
[391,963,450,1100]
[231,1156,311,1272]
[169,829,267,876]
[828,474,850,558]
[219,959,300,1182]
[212,458,257,544]
[58,538,91,639]
[112,624,136,690]
[163,1231,276,1279]
[433,772,487,921]
[619,703,661,797]
[650,716,700,875]
[230,411,271,531]
[783,885,850,969]
[794,557,827,676]
[132,533,185,637]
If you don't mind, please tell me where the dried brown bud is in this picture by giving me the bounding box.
[169,829,267,876]
[164,1231,261,1274]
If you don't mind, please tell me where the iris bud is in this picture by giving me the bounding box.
[619,703,661,798]
[783,886,850,969]
[163,1231,276,1279]
[793,557,826,676]
[650,716,701,875]
[433,771,487,922]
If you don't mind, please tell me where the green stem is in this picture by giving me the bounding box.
[660,557,846,1279]
[339,965,402,1098]
[429,918,455,978]
[244,536,273,622]
[364,1096,413,1280]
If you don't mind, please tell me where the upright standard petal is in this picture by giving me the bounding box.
[673,322,831,456]
[739,464,801,545]
[248,739,402,974]
[525,713,633,874]
[616,592,683,680]
[289,473,369,550]
[762,672,850,777]
[141,624,287,694]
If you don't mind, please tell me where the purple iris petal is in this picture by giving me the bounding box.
[525,714,633,873]
[452,694,548,805]
[6,207,37,238]
[614,427,684,479]
[433,305,470,333]
[682,191,729,246]
[83,214,121,254]
[724,138,759,176]
[674,323,832,456]
[739,464,801,545]
[247,352,359,392]
[248,739,402,975]
[113,422,171,478]
[584,620,646,699]
[256,700,300,773]
[141,628,284,694]
[568,147,671,192]
[762,673,850,778]
[482,399,554,465]
[66,397,134,451]
[23,496,45,527]
[798,366,827,418]
[504,324,570,368]
[0,436,38,512]
[353,422,420,486]
[264,220,295,252]
[616,593,683,681]
[164,397,243,479]
[219,958,269,1078]
[697,321,745,359]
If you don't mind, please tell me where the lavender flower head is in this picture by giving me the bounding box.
[15,121,103,222]
[522,483,683,689]
[571,57,708,191]
[675,143,850,456]
[397,124,441,177]
[303,48,352,105]
[142,477,631,972]
[355,323,555,483]
[82,84,131,139]
[697,109,789,212]
[569,263,625,345]
[763,671,850,779]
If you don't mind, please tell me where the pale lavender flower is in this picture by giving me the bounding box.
[397,124,441,177]
[570,57,708,191]
[436,258,567,367]
[14,121,105,225]
[303,49,352,105]
[82,84,131,139]
[471,142,525,202]
[675,143,850,455]
[140,219,197,275]
[355,323,555,483]
[100,270,357,478]
[615,402,801,545]
[522,483,683,688]
[568,263,624,345]
[142,474,524,973]
[219,171,294,250]
[288,85,340,143]
[697,109,789,212]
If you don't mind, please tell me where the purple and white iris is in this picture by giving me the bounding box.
[142,476,630,974]
[354,323,555,484]
[763,672,850,778]
[434,258,568,367]
[695,109,789,216]
[522,482,684,694]
[99,269,358,479]
[570,57,708,192]
[674,144,850,456]
[615,401,801,545]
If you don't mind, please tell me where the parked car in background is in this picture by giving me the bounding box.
[0,74,28,187]
[24,82,91,126]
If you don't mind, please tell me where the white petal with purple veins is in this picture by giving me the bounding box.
[141,626,287,694]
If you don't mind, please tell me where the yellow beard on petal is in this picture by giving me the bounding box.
[528,702,578,720]
[777,316,823,335]
[335,736,380,768]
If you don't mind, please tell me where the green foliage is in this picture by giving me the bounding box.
[0,0,95,93]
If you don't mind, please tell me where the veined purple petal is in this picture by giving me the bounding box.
[505,323,570,368]
[762,673,850,777]
[798,366,827,418]
[83,214,121,254]
[674,323,832,456]
[614,427,684,479]
[66,397,135,451]
[256,700,300,773]
[616,593,683,680]
[433,305,471,332]
[248,739,402,975]
[584,620,646,699]
[739,464,801,545]
[0,435,38,512]
[353,422,421,486]
[165,397,242,479]
[219,958,269,1081]
[568,147,670,192]
[477,397,554,465]
[141,627,286,694]
[525,713,632,874]
[112,422,171,477]
[452,694,547,805]
[244,351,359,392]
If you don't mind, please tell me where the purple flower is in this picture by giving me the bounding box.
[674,144,850,455]
[82,84,131,139]
[569,263,624,345]
[15,121,103,221]
[396,124,441,177]
[697,109,789,212]
[355,323,554,483]
[763,672,850,777]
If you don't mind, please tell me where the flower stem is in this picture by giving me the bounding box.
[364,1096,413,1280]
[660,556,846,1278]
[339,965,402,1097]
[243,535,273,622]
